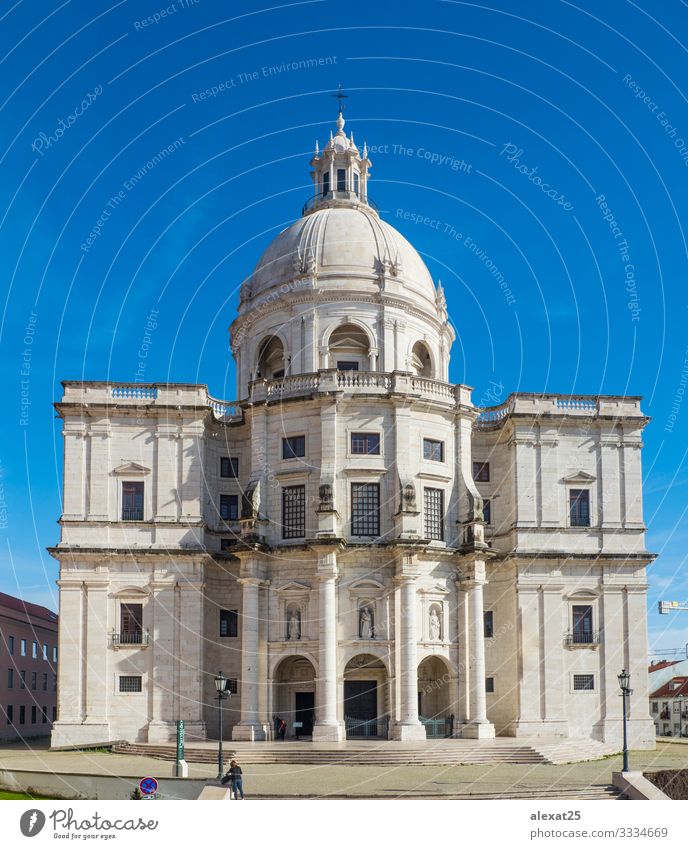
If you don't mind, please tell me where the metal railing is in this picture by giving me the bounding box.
[121,507,144,521]
[420,716,453,738]
[345,715,388,738]
[112,631,149,646]
[565,630,601,646]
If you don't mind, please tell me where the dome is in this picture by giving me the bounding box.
[245,205,438,306]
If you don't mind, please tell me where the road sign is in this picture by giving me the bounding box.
[139,776,158,796]
[659,601,688,614]
[176,719,185,762]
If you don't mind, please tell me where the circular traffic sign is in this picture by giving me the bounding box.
[139,776,158,796]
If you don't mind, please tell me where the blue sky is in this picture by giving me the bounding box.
[0,0,687,654]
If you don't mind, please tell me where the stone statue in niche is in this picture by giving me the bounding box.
[359,606,374,640]
[400,480,416,512]
[287,608,301,641]
[429,608,441,641]
[318,481,334,511]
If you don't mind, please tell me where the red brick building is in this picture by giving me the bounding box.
[0,592,58,741]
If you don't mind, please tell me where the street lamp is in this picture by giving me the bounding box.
[618,669,633,773]
[678,694,685,739]
[214,671,230,780]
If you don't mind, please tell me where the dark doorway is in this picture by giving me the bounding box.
[345,680,378,720]
[294,691,315,736]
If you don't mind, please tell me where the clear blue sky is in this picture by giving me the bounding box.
[0,0,687,655]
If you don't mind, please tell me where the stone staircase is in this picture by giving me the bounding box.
[111,737,618,767]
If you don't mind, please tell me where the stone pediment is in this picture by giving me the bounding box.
[275,581,311,594]
[420,584,450,596]
[112,462,151,476]
[561,470,596,483]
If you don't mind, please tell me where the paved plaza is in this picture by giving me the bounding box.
[0,740,686,798]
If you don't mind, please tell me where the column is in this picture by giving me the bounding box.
[147,579,176,742]
[50,579,85,746]
[462,576,495,738]
[625,584,656,748]
[599,584,625,745]
[599,429,622,528]
[180,422,204,522]
[87,425,110,520]
[541,586,568,736]
[392,555,425,740]
[62,427,86,520]
[510,584,542,736]
[512,433,536,527]
[313,550,345,741]
[538,428,560,526]
[155,430,178,520]
[83,578,110,738]
[233,575,266,740]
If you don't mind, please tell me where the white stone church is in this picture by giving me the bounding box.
[51,110,656,750]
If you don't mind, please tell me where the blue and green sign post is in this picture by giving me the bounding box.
[175,719,185,777]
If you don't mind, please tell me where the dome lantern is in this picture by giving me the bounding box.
[307,106,372,216]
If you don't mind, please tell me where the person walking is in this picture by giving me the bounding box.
[228,759,244,800]
[278,717,287,740]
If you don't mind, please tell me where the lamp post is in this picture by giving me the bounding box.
[214,671,229,780]
[678,694,685,739]
[618,669,633,773]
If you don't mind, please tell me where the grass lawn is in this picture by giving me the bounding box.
[0,790,55,800]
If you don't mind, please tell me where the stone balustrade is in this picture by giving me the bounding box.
[60,380,644,425]
[475,392,644,428]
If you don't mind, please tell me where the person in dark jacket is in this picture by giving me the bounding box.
[228,759,244,799]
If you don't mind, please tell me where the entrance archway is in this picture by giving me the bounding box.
[343,654,389,738]
[273,656,316,738]
[418,655,454,738]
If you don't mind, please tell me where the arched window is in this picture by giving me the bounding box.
[256,335,285,379]
[328,323,370,371]
[410,341,433,378]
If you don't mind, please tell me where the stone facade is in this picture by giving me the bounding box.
[50,111,655,750]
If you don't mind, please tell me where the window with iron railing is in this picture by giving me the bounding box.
[122,481,144,521]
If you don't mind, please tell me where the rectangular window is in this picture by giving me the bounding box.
[8,636,14,655]
[572,605,594,643]
[53,675,57,692]
[42,673,48,691]
[42,644,47,661]
[482,498,491,525]
[484,611,494,639]
[337,168,346,191]
[52,706,57,721]
[19,705,25,725]
[7,668,13,688]
[226,678,238,695]
[573,674,595,691]
[52,646,57,663]
[42,707,47,724]
[220,494,239,521]
[351,483,380,537]
[651,701,658,713]
[569,489,590,527]
[20,670,25,689]
[351,432,380,455]
[32,641,37,659]
[20,639,26,657]
[120,603,143,642]
[485,677,495,694]
[220,457,239,478]
[122,481,144,521]
[282,485,306,539]
[220,538,233,551]
[354,172,360,195]
[119,676,143,693]
[337,361,359,371]
[6,705,12,725]
[423,438,444,462]
[31,671,36,690]
[31,705,36,724]
[282,435,306,459]
[473,461,490,482]
[674,702,681,713]
[322,172,330,195]
[424,488,444,541]
[219,610,238,638]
